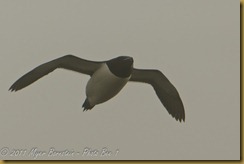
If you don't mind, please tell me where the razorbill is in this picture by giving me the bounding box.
[9,55,185,122]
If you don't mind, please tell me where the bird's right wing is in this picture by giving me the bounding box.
[130,68,185,122]
[9,55,103,92]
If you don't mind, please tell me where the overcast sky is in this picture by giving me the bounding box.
[0,0,240,160]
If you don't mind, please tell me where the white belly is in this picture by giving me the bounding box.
[86,63,130,106]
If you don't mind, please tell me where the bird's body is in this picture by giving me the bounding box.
[9,55,185,122]
[84,63,130,110]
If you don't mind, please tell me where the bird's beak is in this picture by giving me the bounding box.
[123,57,133,62]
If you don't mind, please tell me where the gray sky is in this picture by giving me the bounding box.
[0,0,240,160]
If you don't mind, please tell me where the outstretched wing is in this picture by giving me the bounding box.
[129,68,185,122]
[9,55,102,92]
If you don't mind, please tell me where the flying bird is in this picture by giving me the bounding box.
[9,55,185,122]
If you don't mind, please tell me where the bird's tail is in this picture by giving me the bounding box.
[82,98,94,111]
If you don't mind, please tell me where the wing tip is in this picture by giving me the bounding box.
[172,113,185,123]
[179,117,185,122]
[8,87,16,92]
[8,85,20,92]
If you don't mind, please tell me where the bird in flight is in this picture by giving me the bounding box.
[9,55,185,122]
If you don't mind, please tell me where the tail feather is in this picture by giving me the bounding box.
[82,98,94,111]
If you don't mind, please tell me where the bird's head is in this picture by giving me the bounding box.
[107,56,134,78]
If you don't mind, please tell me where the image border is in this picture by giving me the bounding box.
[1,0,242,163]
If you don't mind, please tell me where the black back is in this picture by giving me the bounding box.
[106,56,134,78]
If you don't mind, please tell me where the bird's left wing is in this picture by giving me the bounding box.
[129,68,185,122]
[9,55,103,92]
